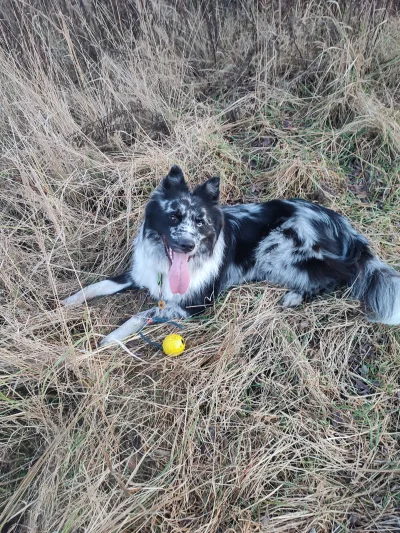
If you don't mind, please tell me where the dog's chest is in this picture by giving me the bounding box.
[130,238,174,301]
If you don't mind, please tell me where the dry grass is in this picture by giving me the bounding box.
[1,1,400,531]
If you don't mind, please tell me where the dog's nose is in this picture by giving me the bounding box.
[178,238,195,253]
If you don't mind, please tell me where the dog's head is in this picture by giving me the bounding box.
[144,165,223,294]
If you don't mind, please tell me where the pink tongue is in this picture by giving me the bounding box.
[169,252,190,294]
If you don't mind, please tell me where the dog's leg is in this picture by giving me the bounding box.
[100,303,188,347]
[62,272,138,306]
[280,290,304,308]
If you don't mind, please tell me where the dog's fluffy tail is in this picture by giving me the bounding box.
[352,256,400,325]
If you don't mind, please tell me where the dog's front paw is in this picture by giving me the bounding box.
[99,333,119,347]
[61,292,85,307]
[99,315,148,348]
[280,291,304,308]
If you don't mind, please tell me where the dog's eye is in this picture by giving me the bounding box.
[169,213,179,222]
[196,218,205,227]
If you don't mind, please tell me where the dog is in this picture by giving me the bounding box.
[62,165,400,346]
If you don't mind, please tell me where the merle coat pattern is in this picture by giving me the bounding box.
[63,165,400,346]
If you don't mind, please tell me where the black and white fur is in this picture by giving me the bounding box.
[62,165,400,346]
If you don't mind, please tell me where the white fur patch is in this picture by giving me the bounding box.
[62,279,132,306]
[223,204,264,218]
[280,291,304,308]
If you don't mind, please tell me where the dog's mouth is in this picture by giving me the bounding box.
[162,236,173,265]
[162,235,192,295]
[162,236,194,264]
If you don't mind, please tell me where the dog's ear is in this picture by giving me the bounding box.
[161,165,188,192]
[193,177,220,204]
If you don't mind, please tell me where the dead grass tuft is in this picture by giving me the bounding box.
[1,1,400,532]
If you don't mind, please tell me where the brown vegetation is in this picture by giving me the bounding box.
[1,1,400,531]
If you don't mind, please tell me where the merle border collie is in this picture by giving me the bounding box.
[63,165,400,346]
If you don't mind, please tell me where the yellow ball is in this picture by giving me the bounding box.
[162,334,185,357]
